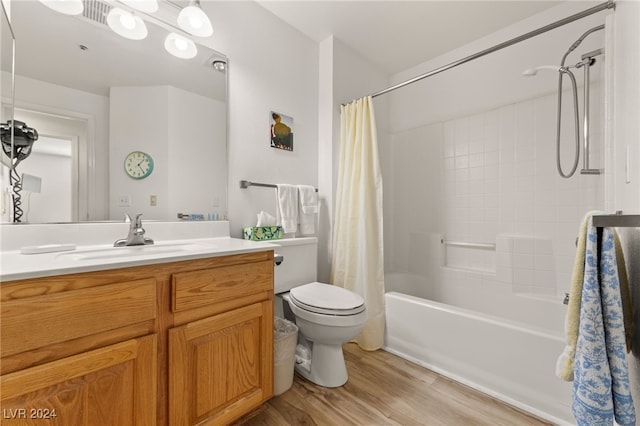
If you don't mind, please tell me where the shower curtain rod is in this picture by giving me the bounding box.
[345,0,615,105]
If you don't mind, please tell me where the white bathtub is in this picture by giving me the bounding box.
[383,272,574,424]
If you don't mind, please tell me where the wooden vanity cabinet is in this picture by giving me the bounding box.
[169,300,273,425]
[169,252,274,425]
[0,250,275,426]
[1,335,157,426]
[0,273,159,426]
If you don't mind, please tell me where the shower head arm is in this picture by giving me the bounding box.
[561,24,604,66]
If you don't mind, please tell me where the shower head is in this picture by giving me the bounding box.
[522,65,563,76]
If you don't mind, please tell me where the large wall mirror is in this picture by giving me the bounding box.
[1,0,15,219]
[0,0,227,224]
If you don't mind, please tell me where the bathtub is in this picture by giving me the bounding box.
[383,272,574,425]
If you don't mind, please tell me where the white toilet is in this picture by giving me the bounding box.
[273,237,367,388]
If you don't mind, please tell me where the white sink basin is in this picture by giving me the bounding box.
[57,243,210,261]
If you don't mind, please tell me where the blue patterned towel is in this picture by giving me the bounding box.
[572,218,635,426]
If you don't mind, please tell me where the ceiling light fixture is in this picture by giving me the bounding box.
[177,0,213,37]
[164,33,198,59]
[38,0,208,60]
[37,0,84,16]
[120,0,159,14]
[107,7,148,40]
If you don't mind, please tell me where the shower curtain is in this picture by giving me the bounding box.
[331,96,385,351]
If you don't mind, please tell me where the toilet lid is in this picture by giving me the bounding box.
[289,282,365,316]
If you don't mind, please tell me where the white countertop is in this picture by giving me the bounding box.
[1,237,278,282]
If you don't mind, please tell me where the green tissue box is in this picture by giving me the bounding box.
[243,226,283,241]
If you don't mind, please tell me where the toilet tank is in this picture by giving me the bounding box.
[272,237,318,294]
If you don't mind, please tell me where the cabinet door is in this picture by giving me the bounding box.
[169,300,273,426]
[0,335,157,426]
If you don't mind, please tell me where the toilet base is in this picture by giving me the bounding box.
[294,339,348,388]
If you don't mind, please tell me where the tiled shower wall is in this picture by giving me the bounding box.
[443,90,604,297]
[389,89,605,298]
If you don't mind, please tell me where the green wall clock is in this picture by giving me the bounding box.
[124,151,154,179]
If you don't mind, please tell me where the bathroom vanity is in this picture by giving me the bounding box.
[0,224,275,426]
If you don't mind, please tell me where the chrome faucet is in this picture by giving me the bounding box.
[114,213,154,247]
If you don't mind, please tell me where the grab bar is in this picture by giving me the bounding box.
[441,238,496,250]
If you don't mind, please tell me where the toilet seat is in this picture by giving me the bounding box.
[286,282,367,327]
[289,282,365,316]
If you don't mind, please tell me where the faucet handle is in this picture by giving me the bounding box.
[124,213,131,223]
[133,213,143,227]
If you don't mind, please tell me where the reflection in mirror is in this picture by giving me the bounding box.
[1,1,15,221]
[0,0,227,224]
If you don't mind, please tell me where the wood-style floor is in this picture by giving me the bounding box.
[236,343,554,426]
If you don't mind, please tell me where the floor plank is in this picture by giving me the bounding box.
[236,343,555,426]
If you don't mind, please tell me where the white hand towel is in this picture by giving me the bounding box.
[276,184,298,234]
[297,185,317,235]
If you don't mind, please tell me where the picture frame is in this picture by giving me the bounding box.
[270,111,293,151]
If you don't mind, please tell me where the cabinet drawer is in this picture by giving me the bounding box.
[1,278,157,357]
[172,260,273,313]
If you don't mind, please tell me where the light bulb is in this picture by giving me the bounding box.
[164,33,198,59]
[120,13,136,30]
[189,16,203,29]
[107,8,148,40]
[174,38,188,51]
[177,1,213,37]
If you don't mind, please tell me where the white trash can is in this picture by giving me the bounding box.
[273,317,298,396]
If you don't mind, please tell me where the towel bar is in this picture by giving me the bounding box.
[240,180,318,192]
[592,212,640,228]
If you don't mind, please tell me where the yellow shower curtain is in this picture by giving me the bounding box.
[331,96,385,351]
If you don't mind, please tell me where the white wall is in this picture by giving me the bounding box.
[167,87,227,220]
[19,151,71,222]
[202,5,389,278]
[110,85,225,221]
[196,1,319,238]
[110,86,169,220]
[317,36,335,282]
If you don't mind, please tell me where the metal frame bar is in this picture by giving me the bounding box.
[441,239,496,250]
[593,213,640,228]
[344,0,615,104]
[580,47,606,175]
[240,180,318,192]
